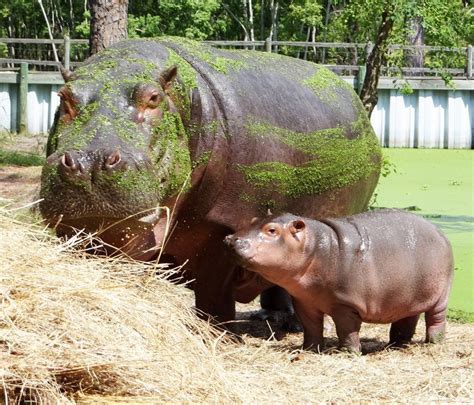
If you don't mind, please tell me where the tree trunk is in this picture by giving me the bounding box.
[269,0,279,51]
[321,0,332,63]
[405,16,424,76]
[359,8,394,117]
[248,0,255,49]
[88,0,128,55]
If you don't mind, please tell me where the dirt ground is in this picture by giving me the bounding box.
[0,165,42,207]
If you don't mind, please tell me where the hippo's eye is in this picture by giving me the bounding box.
[132,84,163,110]
[263,224,280,237]
[147,92,162,108]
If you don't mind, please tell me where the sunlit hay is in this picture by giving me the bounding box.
[0,204,237,403]
[0,203,473,404]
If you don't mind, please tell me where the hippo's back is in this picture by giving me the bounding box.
[158,38,382,227]
[320,208,453,293]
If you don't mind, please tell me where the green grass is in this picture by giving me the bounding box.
[373,148,473,321]
[0,149,45,166]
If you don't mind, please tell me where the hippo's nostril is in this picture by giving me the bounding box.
[105,150,122,170]
[78,162,87,174]
[224,234,234,246]
[61,152,77,172]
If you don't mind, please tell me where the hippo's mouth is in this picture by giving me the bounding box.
[49,208,170,261]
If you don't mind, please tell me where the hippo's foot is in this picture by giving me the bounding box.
[336,345,363,356]
[249,309,303,332]
[254,286,302,332]
[332,305,362,353]
[281,312,303,333]
[389,315,420,347]
[302,338,325,353]
[425,302,447,344]
[250,308,278,322]
[425,314,447,343]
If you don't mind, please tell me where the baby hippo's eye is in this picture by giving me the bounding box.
[263,223,280,237]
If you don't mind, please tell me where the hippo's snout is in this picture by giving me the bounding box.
[224,234,250,252]
[50,149,151,185]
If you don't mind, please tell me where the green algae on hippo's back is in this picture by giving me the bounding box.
[39,37,381,322]
[239,114,381,199]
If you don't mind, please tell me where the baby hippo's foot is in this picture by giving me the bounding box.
[303,337,325,353]
[425,307,447,344]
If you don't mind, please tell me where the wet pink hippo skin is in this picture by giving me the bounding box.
[225,209,454,352]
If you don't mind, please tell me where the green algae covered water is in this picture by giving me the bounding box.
[374,148,473,320]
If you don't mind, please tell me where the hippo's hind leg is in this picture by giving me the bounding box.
[425,305,447,343]
[424,285,451,344]
[389,315,420,347]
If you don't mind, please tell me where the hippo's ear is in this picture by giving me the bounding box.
[60,66,77,83]
[250,217,259,225]
[159,65,178,93]
[289,220,306,240]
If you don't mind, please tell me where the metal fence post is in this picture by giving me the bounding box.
[467,44,472,79]
[64,34,70,70]
[265,37,272,53]
[357,66,366,95]
[365,41,374,61]
[18,62,28,134]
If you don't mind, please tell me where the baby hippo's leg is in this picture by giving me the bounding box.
[425,306,447,343]
[425,288,450,343]
[293,300,324,351]
[389,315,420,347]
[331,305,362,353]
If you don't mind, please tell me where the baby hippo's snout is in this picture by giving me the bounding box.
[224,234,250,252]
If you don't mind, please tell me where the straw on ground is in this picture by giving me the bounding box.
[0,203,472,403]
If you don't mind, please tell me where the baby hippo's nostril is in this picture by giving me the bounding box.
[224,234,234,247]
[105,150,122,171]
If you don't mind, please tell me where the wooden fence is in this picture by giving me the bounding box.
[0,38,472,148]
[1,37,472,79]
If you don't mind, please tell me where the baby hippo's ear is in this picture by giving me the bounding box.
[289,219,306,241]
[250,217,259,225]
[159,65,178,93]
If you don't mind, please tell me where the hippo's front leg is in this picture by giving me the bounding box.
[194,231,237,324]
[292,299,325,351]
[331,305,363,352]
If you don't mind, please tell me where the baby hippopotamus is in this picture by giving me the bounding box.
[224,209,454,352]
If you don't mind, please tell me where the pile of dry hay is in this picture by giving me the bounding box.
[0,202,473,404]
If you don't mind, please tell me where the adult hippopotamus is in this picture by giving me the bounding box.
[39,37,382,323]
[225,209,454,352]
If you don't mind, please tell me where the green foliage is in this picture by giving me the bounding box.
[0,149,45,167]
[1,0,469,75]
[447,308,474,324]
[0,42,7,57]
[128,0,222,40]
